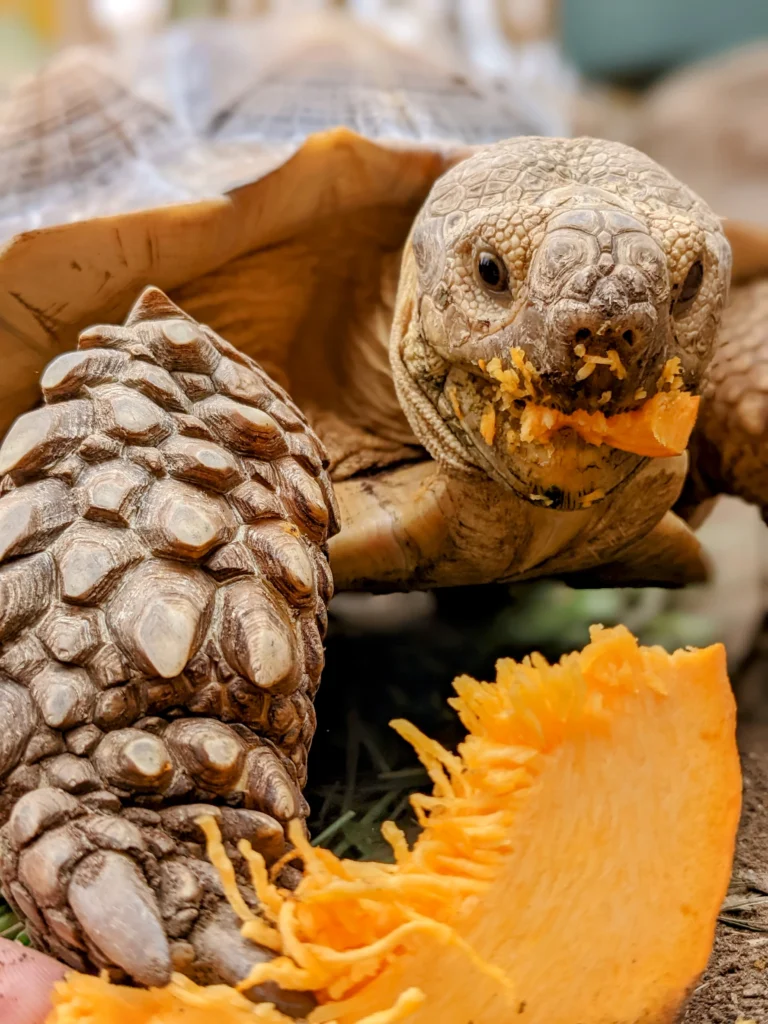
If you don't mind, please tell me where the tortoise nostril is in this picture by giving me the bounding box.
[623,330,634,345]
[575,328,591,343]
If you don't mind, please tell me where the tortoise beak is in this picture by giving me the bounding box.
[440,364,647,511]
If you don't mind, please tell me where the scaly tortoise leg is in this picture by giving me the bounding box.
[682,278,768,520]
[0,287,337,1015]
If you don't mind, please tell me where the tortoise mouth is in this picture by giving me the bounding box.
[444,366,648,511]
[471,427,646,511]
[516,389,700,460]
[438,343,698,511]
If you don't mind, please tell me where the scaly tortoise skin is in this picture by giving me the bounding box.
[1,12,768,1009]
[0,288,335,1016]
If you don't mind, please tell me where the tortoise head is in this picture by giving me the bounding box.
[391,137,732,511]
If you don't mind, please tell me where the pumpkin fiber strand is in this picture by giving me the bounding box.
[45,625,741,1024]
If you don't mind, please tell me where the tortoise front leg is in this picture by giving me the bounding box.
[684,278,768,521]
[329,453,705,591]
[0,287,334,1014]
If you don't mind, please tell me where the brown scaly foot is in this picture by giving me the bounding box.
[680,278,768,524]
[0,287,337,1014]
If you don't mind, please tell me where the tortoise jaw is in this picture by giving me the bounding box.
[443,366,647,511]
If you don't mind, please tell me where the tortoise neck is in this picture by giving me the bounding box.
[328,452,691,592]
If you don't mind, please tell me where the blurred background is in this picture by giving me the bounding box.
[3,0,768,86]
[2,0,768,73]
[3,0,768,220]
[1,0,768,856]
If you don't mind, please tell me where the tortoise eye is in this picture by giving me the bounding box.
[477,251,508,292]
[673,260,703,316]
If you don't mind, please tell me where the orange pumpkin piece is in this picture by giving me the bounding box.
[47,626,740,1024]
[520,389,700,458]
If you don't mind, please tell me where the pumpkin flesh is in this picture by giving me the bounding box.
[520,389,701,458]
[46,626,740,1024]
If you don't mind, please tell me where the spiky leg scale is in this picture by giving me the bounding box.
[686,278,768,517]
[0,287,338,1015]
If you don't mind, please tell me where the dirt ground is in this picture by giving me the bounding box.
[685,724,768,1024]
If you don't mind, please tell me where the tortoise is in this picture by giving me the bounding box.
[1,11,768,1014]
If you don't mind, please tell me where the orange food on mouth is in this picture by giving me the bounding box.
[47,626,739,1024]
[520,388,700,458]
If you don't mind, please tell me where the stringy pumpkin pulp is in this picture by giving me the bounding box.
[46,625,740,1024]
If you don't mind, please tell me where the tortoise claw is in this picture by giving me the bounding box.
[190,906,315,1019]
[69,850,172,987]
[1,791,313,1011]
